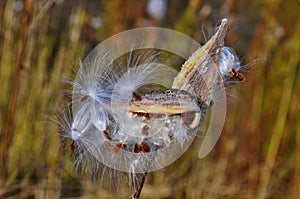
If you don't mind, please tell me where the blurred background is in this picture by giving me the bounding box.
[0,0,300,198]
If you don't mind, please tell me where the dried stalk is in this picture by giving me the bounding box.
[130,172,148,199]
[2,0,30,177]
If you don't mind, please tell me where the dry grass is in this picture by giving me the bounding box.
[0,0,299,198]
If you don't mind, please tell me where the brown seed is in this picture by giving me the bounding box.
[229,68,245,83]
[140,141,151,154]
[132,92,142,101]
[102,130,112,141]
[111,142,127,154]
[131,112,151,120]
[133,143,141,154]
[116,141,127,149]
[168,133,174,141]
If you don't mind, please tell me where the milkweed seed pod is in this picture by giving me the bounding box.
[58,18,244,181]
[172,18,228,108]
[172,19,231,158]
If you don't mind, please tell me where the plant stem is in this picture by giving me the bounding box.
[2,0,29,178]
[130,172,148,199]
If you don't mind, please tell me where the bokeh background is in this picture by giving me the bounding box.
[1,0,300,198]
